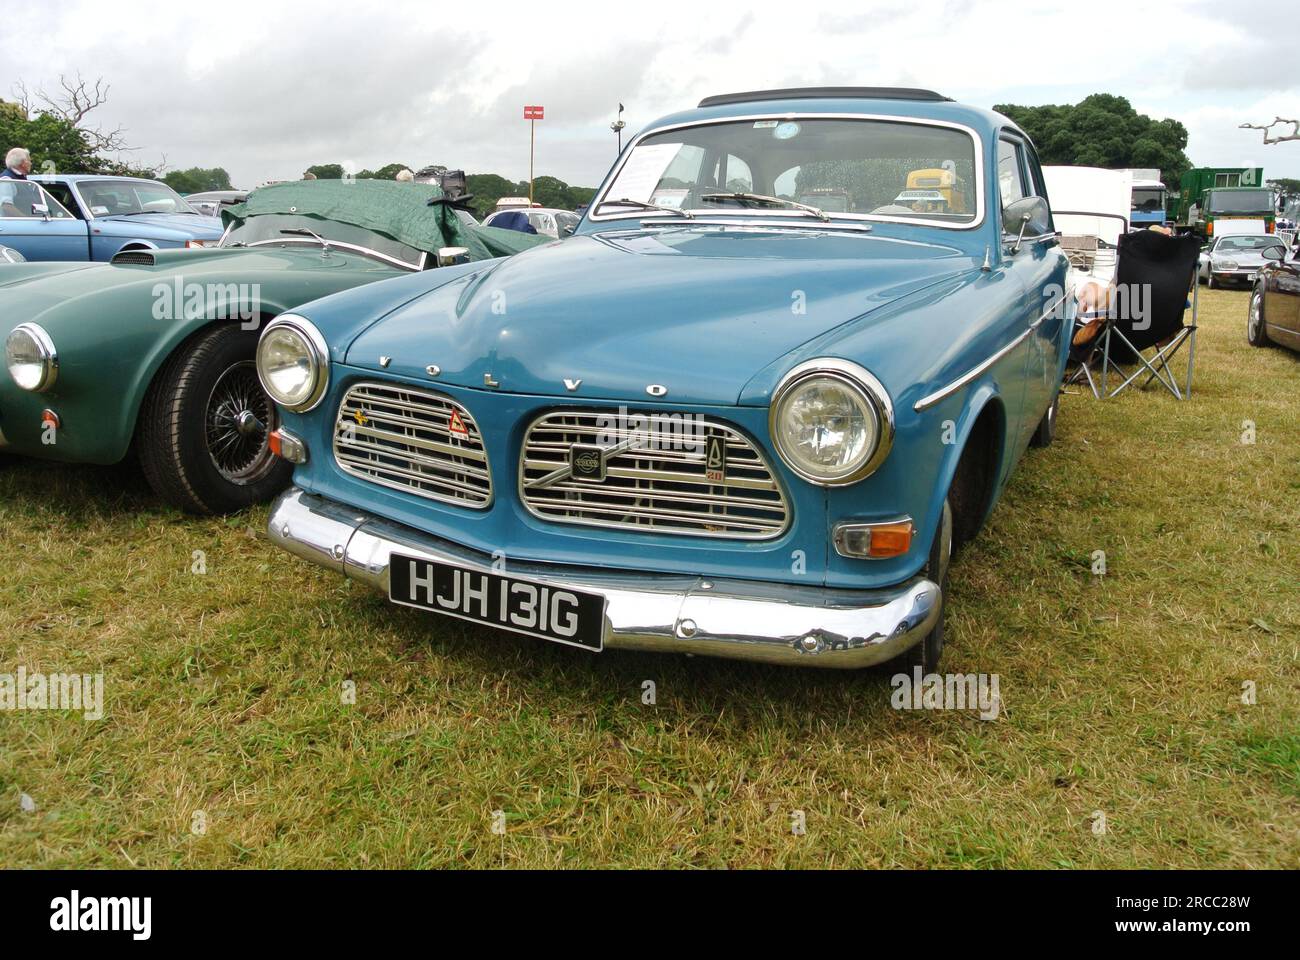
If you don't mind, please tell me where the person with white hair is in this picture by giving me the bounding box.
[2,147,32,180]
[394,169,415,182]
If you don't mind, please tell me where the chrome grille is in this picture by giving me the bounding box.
[519,410,789,540]
[333,382,491,508]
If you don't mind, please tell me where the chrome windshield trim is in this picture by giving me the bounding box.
[637,217,874,233]
[241,237,422,271]
[913,290,1070,412]
[588,112,986,232]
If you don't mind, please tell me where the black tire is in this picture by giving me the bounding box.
[1247,287,1271,347]
[1029,390,1059,449]
[884,498,952,675]
[137,324,291,515]
[1207,272,1217,290]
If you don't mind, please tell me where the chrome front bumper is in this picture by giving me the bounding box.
[267,488,941,669]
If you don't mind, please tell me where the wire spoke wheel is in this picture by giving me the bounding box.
[205,360,277,482]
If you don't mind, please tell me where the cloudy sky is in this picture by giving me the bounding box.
[2,0,1296,189]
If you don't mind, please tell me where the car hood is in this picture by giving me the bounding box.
[345,228,976,405]
[96,212,224,237]
[0,247,401,331]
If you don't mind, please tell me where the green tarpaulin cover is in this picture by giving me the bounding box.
[221,179,549,261]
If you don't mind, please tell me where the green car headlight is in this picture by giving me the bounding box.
[5,323,58,392]
[256,315,329,412]
[770,359,894,486]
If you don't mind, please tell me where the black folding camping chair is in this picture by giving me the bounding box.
[1069,230,1201,400]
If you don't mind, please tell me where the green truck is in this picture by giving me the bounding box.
[1174,167,1275,240]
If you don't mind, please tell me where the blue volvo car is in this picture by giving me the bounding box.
[257,87,1071,671]
[0,174,222,261]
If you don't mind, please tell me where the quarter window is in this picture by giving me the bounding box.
[997,138,1028,210]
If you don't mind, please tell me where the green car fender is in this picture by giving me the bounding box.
[0,248,405,464]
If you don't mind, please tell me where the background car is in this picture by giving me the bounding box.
[184,189,250,217]
[482,206,580,238]
[2,174,225,261]
[1248,242,1300,352]
[0,179,548,514]
[1198,233,1288,288]
[260,86,1070,673]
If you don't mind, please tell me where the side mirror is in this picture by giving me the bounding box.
[31,202,50,220]
[436,246,469,267]
[1002,196,1052,253]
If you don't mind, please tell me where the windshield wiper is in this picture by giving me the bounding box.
[598,197,694,219]
[280,227,333,257]
[702,192,830,222]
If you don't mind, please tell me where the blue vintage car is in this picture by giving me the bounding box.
[0,174,222,261]
[259,87,1071,671]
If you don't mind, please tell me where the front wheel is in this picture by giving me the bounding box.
[884,498,952,674]
[1246,288,1271,347]
[137,324,292,515]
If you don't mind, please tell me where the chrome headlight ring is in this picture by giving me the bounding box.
[769,358,895,486]
[5,322,59,393]
[256,315,330,412]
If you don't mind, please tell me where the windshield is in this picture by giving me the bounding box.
[595,117,979,226]
[77,179,199,217]
[222,212,425,269]
[1214,235,1286,254]
[0,180,74,219]
[1207,189,1272,214]
[1132,187,1165,212]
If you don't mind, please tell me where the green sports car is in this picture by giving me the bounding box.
[0,179,545,513]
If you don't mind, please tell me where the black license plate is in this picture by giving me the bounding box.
[389,555,606,651]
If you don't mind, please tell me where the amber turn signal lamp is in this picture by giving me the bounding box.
[832,519,914,559]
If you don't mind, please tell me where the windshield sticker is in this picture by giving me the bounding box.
[774,122,801,140]
[648,188,688,209]
[606,143,682,205]
[753,120,778,129]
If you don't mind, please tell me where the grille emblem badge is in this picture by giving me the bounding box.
[564,378,582,392]
[569,444,606,482]
[484,373,500,389]
[705,435,727,483]
[448,408,469,439]
[646,384,668,397]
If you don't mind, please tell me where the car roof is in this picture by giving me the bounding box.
[639,90,1023,145]
[32,173,168,185]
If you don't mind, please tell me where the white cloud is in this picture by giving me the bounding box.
[2,0,1297,188]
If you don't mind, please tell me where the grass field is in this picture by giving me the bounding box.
[1,286,1296,868]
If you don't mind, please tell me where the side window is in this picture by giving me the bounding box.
[997,138,1028,211]
[0,180,73,219]
[43,183,83,218]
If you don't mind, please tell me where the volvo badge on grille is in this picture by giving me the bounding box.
[705,435,727,483]
[569,444,606,482]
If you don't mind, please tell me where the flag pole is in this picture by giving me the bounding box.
[529,118,535,205]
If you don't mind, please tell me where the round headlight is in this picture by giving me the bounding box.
[5,323,58,392]
[770,359,893,486]
[256,316,328,411]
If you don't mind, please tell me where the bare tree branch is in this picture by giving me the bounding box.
[1240,117,1300,144]
[20,73,132,153]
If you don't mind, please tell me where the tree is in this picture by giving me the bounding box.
[357,163,410,180]
[163,167,234,193]
[1240,118,1299,144]
[994,94,1191,189]
[304,163,345,180]
[0,98,100,174]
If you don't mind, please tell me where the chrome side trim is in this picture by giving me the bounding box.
[912,290,1070,412]
[268,488,941,669]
